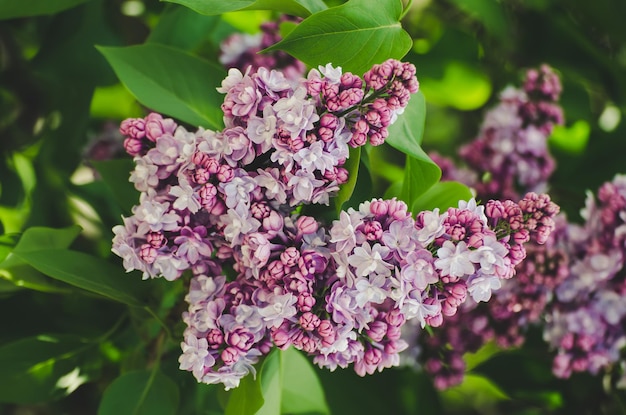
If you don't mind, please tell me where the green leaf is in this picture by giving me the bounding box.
[92,159,139,214]
[411,181,473,213]
[386,91,427,154]
[0,334,92,403]
[440,374,509,412]
[147,5,221,50]
[335,146,361,215]
[162,0,327,17]
[98,370,180,415]
[549,120,590,154]
[225,372,265,415]
[225,348,329,415]
[14,249,144,306]
[0,226,82,293]
[0,0,90,19]
[280,347,329,415]
[13,226,82,254]
[399,152,442,210]
[97,44,226,129]
[420,62,492,110]
[266,0,412,75]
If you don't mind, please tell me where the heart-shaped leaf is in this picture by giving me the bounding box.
[162,0,327,17]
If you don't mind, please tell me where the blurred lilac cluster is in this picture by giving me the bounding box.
[219,15,306,80]
[437,64,564,200]
[544,175,626,380]
[110,60,559,389]
[417,65,626,390]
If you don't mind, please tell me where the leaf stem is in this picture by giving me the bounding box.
[399,0,414,20]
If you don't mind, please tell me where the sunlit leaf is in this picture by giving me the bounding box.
[162,0,327,17]
[0,334,92,403]
[399,152,442,210]
[98,370,180,415]
[15,249,144,306]
[225,371,265,415]
[0,0,90,19]
[420,61,492,110]
[411,181,473,213]
[267,0,412,75]
[281,347,329,414]
[549,120,590,154]
[0,227,82,293]
[387,91,427,154]
[97,44,225,129]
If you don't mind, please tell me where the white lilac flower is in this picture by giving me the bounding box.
[466,272,502,302]
[435,240,474,278]
[287,170,324,204]
[222,175,257,210]
[415,209,445,245]
[179,333,215,380]
[133,195,179,233]
[318,63,342,84]
[197,129,227,158]
[258,292,297,328]
[152,254,188,281]
[348,243,392,278]
[273,86,319,138]
[185,275,226,305]
[247,106,277,152]
[381,218,416,257]
[170,177,202,213]
[222,206,261,245]
[129,156,158,192]
[402,291,441,328]
[353,274,388,307]
[457,198,488,224]
[254,168,287,204]
[467,235,507,275]
[294,141,336,173]
[330,211,357,253]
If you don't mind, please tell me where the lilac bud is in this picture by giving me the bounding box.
[120,118,145,139]
[221,347,240,365]
[144,112,177,142]
[146,232,166,248]
[267,260,285,280]
[370,199,389,216]
[317,319,334,338]
[139,243,157,264]
[207,329,224,349]
[280,247,301,267]
[297,292,316,312]
[263,210,284,233]
[385,309,405,327]
[226,327,254,352]
[123,137,143,156]
[296,216,318,235]
[272,328,291,349]
[299,312,321,331]
[217,164,234,182]
[335,167,349,184]
[363,220,383,241]
[366,320,387,342]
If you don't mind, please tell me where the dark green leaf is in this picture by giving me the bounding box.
[163,0,327,17]
[97,44,226,129]
[98,370,180,415]
[15,249,144,306]
[0,0,90,19]
[386,91,427,154]
[411,181,473,213]
[281,347,329,414]
[148,5,221,50]
[92,159,139,214]
[335,146,361,215]
[266,0,412,75]
[399,152,442,210]
[0,334,92,403]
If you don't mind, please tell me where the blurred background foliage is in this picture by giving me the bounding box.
[1,0,626,413]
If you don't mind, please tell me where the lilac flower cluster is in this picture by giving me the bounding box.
[544,174,626,380]
[219,15,306,80]
[177,193,557,389]
[437,65,564,200]
[112,60,427,388]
